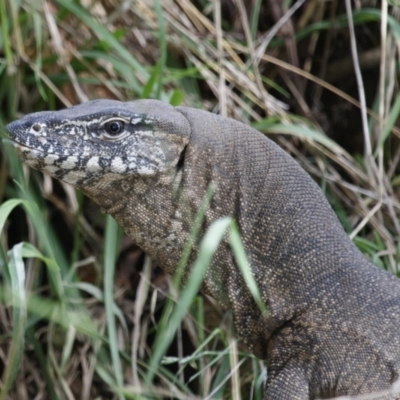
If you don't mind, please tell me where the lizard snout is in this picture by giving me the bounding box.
[6,117,49,143]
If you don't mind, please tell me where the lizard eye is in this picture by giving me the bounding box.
[105,120,125,136]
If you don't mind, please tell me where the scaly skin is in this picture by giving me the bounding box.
[6,99,400,399]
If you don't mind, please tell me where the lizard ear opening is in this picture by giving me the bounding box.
[176,146,186,172]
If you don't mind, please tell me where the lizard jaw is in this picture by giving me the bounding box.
[3,136,82,183]
[3,137,45,161]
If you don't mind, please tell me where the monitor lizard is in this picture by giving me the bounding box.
[5,99,400,399]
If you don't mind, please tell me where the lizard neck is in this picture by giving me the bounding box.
[81,171,188,273]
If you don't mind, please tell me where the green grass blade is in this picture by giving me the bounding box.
[250,0,262,41]
[103,215,124,397]
[55,0,148,80]
[153,0,166,99]
[173,185,215,286]
[19,242,59,271]
[141,62,160,99]
[290,9,400,45]
[32,10,47,100]
[374,91,400,157]
[169,89,184,106]
[16,185,65,300]
[0,198,26,235]
[26,328,59,400]
[0,0,13,73]
[146,217,232,383]
[25,294,103,339]
[254,121,342,151]
[0,243,27,400]
[209,353,230,399]
[229,222,267,314]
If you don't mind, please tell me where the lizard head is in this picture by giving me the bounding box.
[6,99,191,188]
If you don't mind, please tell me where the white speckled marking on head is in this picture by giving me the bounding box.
[86,156,102,172]
[61,156,79,170]
[44,154,60,165]
[111,156,127,173]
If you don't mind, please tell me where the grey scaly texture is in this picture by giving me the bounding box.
[6,99,400,399]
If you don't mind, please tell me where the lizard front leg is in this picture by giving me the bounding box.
[264,362,309,400]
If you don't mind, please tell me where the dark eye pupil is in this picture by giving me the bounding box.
[106,121,123,135]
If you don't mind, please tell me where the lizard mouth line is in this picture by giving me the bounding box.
[3,138,34,150]
[3,138,47,154]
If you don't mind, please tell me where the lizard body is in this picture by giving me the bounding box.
[6,99,400,399]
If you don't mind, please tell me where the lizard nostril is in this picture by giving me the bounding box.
[32,124,41,132]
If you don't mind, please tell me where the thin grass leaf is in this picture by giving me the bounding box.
[13,182,65,300]
[0,243,27,400]
[188,328,224,360]
[79,51,143,93]
[354,8,400,40]
[25,294,104,340]
[60,325,77,371]
[153,0,166,99]
[141,62,160,99]
[69,281,128,330]
[69,281,104,299]
[103,215,124,397]
[146,217,232,383]
[169,89,184,106]
[56,0,148,80]
[261,76,291,98]
[208,353,230,399]
[229,222,267,314]
[254,121,342,151]
[254,363,267,400]
[0,198,26,235]
[95,362,117,387]
[0,0,13,72]
[292,9,400,44]
[32,10,47,100]
[250,0,262,41]
[173,185,215,286]
[374,91,400,157]
[20,242,59,271]
[26,328,59,400]
[186,346,230,385]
